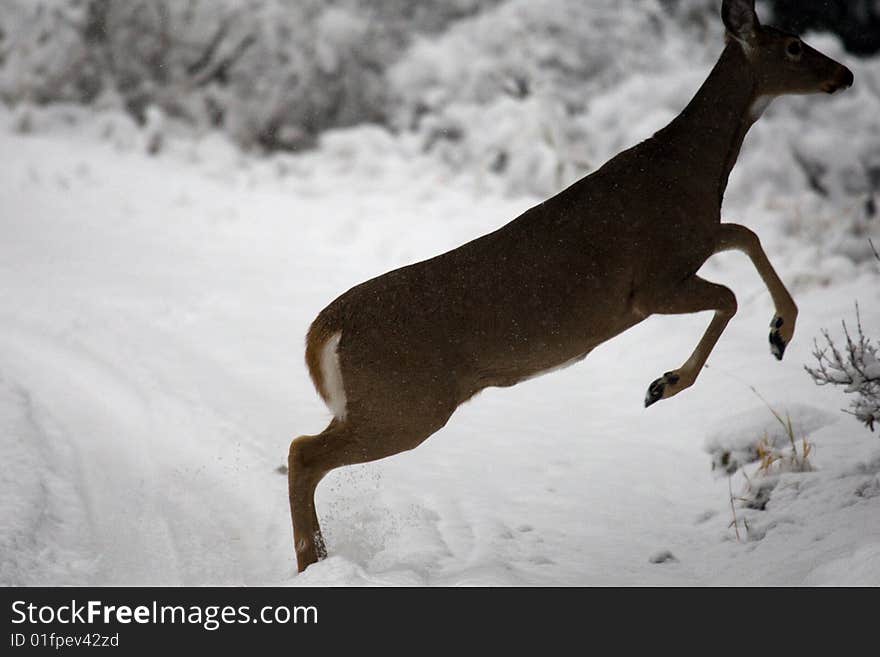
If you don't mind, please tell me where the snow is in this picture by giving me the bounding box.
[2,63,879,585]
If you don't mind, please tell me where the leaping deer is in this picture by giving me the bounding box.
[289,0,853,572]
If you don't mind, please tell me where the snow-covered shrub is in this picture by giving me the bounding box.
[389,0,711,124]
[0,0,99,105]
[806,305,880,432]
[214,0,504,149]
[92,0,369,148]
[386,0,717,197]
[0,0,503,152]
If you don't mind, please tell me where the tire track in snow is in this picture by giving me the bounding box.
[0,315,297,584]
[0,374,96,584]
[0,319,183,584]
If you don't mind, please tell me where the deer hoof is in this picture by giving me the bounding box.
[769,316,786,361]
[645,371,680,408]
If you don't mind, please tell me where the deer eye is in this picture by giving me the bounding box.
[786,40,803,59]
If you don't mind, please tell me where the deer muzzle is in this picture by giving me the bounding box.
[822,65,854,94]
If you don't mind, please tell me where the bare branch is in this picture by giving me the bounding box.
[185,17,231,77]
[190,33,256,88]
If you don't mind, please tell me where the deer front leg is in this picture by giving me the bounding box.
[643,276,737,407]
[716,223,798,360]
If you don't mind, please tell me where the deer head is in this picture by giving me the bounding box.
[722,0,854,96]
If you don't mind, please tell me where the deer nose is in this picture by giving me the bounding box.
[825,66,854,93]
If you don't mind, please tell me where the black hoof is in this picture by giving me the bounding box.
[769,316,786,361]
[645,371,680,408]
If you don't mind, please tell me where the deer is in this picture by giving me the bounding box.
[288,0,853,573]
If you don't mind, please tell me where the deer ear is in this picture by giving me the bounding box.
[721,0,759,42]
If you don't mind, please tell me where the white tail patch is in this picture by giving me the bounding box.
[320,331,347,420]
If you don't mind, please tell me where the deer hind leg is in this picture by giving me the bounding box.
[716,223,798,360]
[288,422,338,573]
[643,276,737,407]
[289,412,449,573]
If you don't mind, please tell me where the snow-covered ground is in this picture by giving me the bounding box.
[1,104,879,586]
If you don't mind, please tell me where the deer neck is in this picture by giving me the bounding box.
[659,43,759,204]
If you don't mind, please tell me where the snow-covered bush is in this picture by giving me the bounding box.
[806,305,880,432]
[0,0,501,151]
[386,0,716,196]
[94,0,398,148]
[0,0,99,105]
